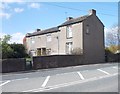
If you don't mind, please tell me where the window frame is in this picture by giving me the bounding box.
[66,42,73,54]
[66,25,72,39]
[31,37,35,44]
[46,33,52,42]
[86,24,90,34]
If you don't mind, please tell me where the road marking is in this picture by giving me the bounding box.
[97,69,110,75]
[112,66,118,69]
[23,77,97,92]
[41,76,50,87]
[24,73,118,92]
[2,78,29,82]
[113,73,118,75]
[77,72,85,80]
[0,80,10,87]
[23,72,118,92]
[11,78,29,81]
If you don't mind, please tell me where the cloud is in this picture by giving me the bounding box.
[0,3,5,10]
[29,3,40,9]
[0,12,11,19]
[2,0,24,3]
[0,32,6,39]
[14,8,24,13]
[0,3,10,10]
[0,32,25,44]
[9,32,25,44]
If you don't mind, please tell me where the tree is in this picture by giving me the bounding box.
[2,35,11,44]
[105,24,119,53]
[10,43,28,58]
[1,34,29,59]
[1,35,14,59]
[105,25,118,46]
[106,45,119,54]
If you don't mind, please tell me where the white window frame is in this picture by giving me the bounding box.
[66,42,73,54]
[47,34,52,42]
[66,25,72,38]
[31,37,35,44]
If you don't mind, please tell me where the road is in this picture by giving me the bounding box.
[1,63,119,92]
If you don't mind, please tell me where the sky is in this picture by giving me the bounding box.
[0,1,118,44]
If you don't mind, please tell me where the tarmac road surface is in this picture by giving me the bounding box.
[1,62,119,92]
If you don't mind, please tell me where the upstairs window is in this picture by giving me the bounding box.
[66,25,72,38]
[31,37,35,44]
[86,25,90,34]
[47,34,52,42]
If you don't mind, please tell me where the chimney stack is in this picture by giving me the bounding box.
[66,17,73,21]
[36,28,41,32]
[89,9,96,15]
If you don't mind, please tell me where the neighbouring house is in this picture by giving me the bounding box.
[24,9,105,63]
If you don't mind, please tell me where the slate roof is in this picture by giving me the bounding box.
[58,15,90,27]
[26,27,59,37]
[26,15,90,37]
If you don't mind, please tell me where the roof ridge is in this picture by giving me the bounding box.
[58,15,90,27]
[26,27,59,37]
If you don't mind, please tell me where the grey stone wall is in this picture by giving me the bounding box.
[1,58,26,73]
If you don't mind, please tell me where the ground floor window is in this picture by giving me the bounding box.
[37,48,46,56]
[30,50,36,56]
[66,42,73,54]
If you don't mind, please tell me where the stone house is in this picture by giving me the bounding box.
[24,9,105,63]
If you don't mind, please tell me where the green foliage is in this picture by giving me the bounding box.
[105,45,120,54]
[10,43,28,58]
[2,35,11,44]
[1,35,13,59]
[1,34,29,59]
[2,43,14,59]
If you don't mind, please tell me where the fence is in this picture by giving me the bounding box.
[1,58,26,73]
[33,55,85,70]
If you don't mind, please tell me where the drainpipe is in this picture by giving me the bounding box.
[57,31,60,55]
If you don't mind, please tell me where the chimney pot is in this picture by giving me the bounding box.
[89,9,96,15]
[36,29,41,32]
[66,17,73,21]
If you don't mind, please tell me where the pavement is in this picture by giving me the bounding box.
[0,62,119,92]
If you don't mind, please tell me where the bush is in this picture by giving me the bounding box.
[71,48,83,55]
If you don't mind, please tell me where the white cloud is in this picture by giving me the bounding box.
[9,32,25,44]
[0,12,11,19]
[29,3,40,9]
[0,3,10,10]
[2,0,24,3]
[0,32,25,44]
[14,8,24,13]
[0,3,5,10]
[0,32,6,39]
